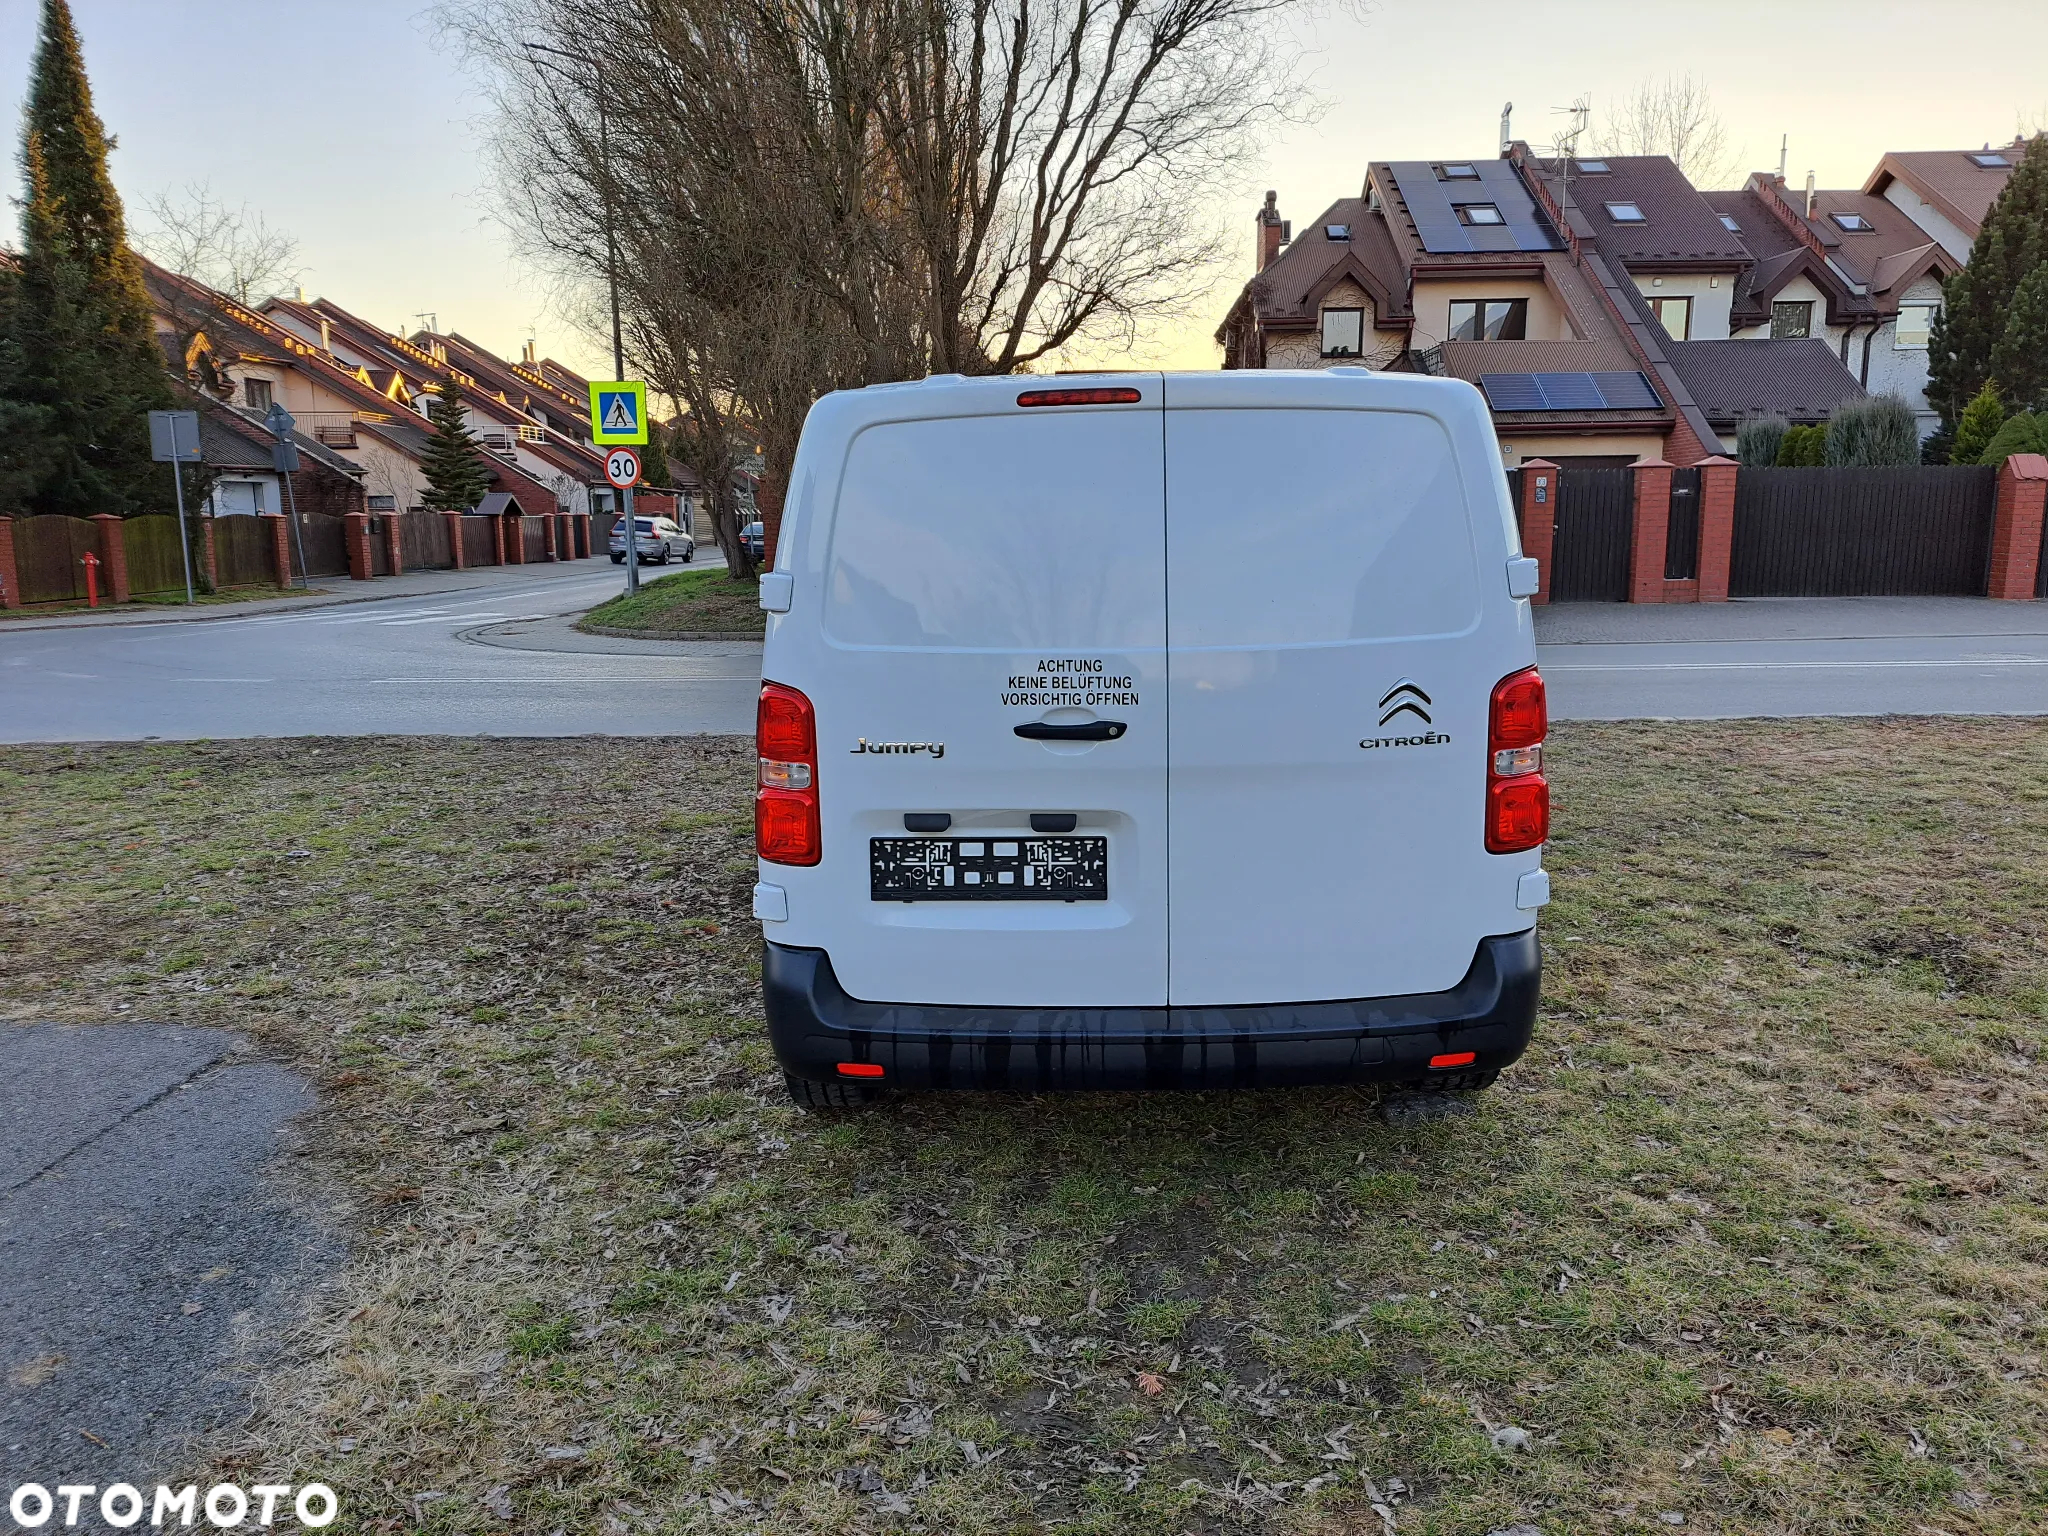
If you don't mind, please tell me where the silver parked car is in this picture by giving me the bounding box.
[610,515,695,565]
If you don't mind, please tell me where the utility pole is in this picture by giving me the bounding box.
[524,38,635,593]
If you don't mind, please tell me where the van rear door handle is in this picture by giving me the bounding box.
[1014,721,1127,742]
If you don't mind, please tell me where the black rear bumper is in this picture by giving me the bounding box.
[763,930,1539,1092]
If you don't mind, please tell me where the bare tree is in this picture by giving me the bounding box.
[136,183,303,305]
[442,0,1308,561]
[1595,74,1743,188]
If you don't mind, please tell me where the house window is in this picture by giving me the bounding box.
[1437,162,1480,180]
[1448,299,1529,342]
[214,481,263,517]
[1320,307,1365,357]
[1829,211,1873,232]
[1894,302,1937,349]
[1719,214,1742,233]
[1604,201,1646,224]
[1456,203,1505,226]
[1771,300,1814,339]
[1650,295,1692,341]
[1968,152,2010,168]
[1324,224,1350,241]
[1575,159,1610,174]
[367,494,397,512]
[244,378,273,411]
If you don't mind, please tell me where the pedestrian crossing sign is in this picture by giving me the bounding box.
[589,380,649,445]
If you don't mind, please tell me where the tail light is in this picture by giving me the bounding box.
[757,681,820,865]
[1485,667,1548,853]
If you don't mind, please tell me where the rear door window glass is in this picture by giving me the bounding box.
[1166,409,1479,646]
[823,411,1163,650]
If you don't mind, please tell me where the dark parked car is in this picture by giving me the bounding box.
[741,520,766,560]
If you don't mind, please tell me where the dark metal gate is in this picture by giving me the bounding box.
[1550,467,1634,602]
[1730,466,1996,597]
[1664,467,1701,580]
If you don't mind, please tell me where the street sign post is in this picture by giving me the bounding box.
[147,409,202,605]
[590,382,649,592]
[264,403,310,588]
[589,381,649,445]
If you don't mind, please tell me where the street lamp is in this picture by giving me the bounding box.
[522,39,639,591]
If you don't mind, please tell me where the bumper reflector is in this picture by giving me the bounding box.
[836,1062,885,1078]
[1428,1051,1477,1069]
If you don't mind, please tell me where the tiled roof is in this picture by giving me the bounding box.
[1240,198,1410,326]
[1522,154,1749,265]
[1663,339,1865,427]
[1863,143,2027,237]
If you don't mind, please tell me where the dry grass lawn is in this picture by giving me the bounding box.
[2,720,2045,1534]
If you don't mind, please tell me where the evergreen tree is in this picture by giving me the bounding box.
[1976,411,2048,470]
[1989,261,2048,413]
[1950,379,2007,464]
[1929,134,2048,430]
[640,417,670,486]
[2,0,174,518]
[1735,414,1787,468]
[420,381,492,511]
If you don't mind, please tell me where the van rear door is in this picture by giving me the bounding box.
[1161,372,1516,1007]
[792,377,1168,1007]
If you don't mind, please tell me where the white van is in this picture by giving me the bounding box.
[752,371,1549,1107]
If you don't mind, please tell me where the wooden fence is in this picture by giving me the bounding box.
[11,515,100,603]
[214,516,276,588]
[296,512,350,578]
[124,515,188,595]
[399,509,452,570]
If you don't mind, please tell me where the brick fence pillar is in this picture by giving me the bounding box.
[91,513,131,604]
[1516,459,1557,605]
[1695,455,1738,603]
[1986,453,2048,600]
[576,513,592,559]
[502,511,525,564]
[442,511,465,570]
[381,513,404,578]
[490,513,507,566]
[557,512,574,559]
[343,510,373,581]
[197,515,218,591]
[263,513,292,588]
[540,513,559,562]
[1628,457,1675,604]
[0,517,18,609]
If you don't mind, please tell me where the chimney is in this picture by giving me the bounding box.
[1804,171,1815,220]
[1256,191,1287,272]
[318,317,332,353]
[1499,101,1513,155]
[1777,134,1788,182]
[523,339,537,366]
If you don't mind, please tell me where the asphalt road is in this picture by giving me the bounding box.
[0,561,760,742]
[4,571,2047,740]
[0,1022,334,1496]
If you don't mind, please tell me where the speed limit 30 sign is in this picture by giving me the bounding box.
[603,448,641,489]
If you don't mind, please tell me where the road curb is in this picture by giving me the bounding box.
[575,622,765,643]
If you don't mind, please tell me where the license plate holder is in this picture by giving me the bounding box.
[870,836,1107,902]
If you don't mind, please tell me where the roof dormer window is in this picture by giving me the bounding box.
[1968,152,2011,168]
[1604,201,1646,224]
[1575,159,1610,174]
[1456,203,1505,226]
[1829,211,1873,231]
[1325,224,1351,241]
[1718,213,1742,233]
[1437,162,1480,180]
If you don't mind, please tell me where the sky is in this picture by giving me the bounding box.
[6,0,2047,378]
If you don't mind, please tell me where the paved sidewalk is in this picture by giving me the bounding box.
[0,558,617,632]
[1536,595,2048,643]
[461,611,761,657]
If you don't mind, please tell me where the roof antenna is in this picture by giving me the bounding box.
[415,311,438,335]
[1549,95,1590,210]
[1499,101,1513,155]
[1778,134,1788,181]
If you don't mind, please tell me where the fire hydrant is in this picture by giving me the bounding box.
[80,550,101,608]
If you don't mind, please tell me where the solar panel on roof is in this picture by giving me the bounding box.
[1387,161,1561,255]
[1479,371,1661,411]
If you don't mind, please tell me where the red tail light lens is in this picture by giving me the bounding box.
[836,1062,885,1078]
[1016,387,1143,407]
[1429,1051,1477,1069]
[757,681,820,865]
[1486,667,1549,853]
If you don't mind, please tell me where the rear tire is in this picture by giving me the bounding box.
[1406,1067,1499,1093]
[784,1072,879,1112]
[610,554,624,564]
